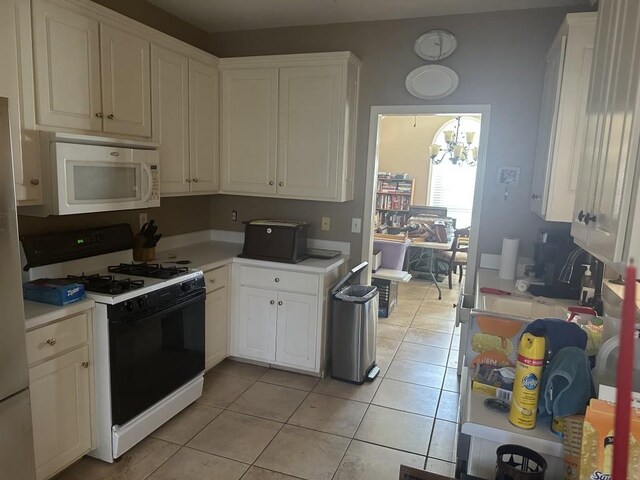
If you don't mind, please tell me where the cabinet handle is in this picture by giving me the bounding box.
[269,181,274,186]
[278,182,284,187]
[30,179,40,186]
[274,278,280,283]
[107,114,114,120]
[584,212,597,225]
[96,112,103,118]
[278,301,283,306]
[270,300,275,305]
[81,361,89,369]
[453,303,457,309]
[186,179,192,183]
[193,178,198,183]
[577,210,585,222]
[531,193,540,200]
[45,338,56,346]
[210,279,216,285]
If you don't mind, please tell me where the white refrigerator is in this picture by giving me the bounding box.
[0,97,36,478]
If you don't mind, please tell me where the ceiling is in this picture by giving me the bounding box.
[148,0,590,33]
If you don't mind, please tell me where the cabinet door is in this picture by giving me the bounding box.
[152,45,190,194]
[0,0,42,204]
[32,0,102,131]
[530,35,566,217]
[572,0,621,246]
[277,65,342,200]
[100,23,151,137]
[205,287,228,370]
[220,68,278,195]
[275,291,318,371]
[587,0,640,264]
[29,346,91,480]
[189,59,219,193]
[237,286,277,362]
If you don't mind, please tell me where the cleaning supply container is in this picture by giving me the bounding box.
[331,261,380,384]
[509,333,546,429]
[593,330,640,392]
[496,444,547,480]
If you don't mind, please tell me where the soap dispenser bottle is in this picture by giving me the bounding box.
[580,264,595,305]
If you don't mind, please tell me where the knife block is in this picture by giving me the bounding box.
[133,234,155,262]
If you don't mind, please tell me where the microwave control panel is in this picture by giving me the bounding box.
[150,165,160,202]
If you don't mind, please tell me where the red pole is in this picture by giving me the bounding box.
[613,264,636,479]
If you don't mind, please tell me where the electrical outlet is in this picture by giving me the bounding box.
[321,217,331,231]
[139,212,148,230]
[351,217,362,233]
[231,210,238,222]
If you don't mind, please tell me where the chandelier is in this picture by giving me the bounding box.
[429,116,478,166]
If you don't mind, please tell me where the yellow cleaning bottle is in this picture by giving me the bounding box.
[509,333,546,429]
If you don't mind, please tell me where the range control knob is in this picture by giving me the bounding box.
[181,282,192,292]
[137,297,147,308]
[124,300,135,312]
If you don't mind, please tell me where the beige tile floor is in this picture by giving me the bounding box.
[55,277,463,480]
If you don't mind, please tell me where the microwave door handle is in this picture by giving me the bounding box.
[141,163,153,202]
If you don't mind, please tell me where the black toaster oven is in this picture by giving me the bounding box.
[239,220,309,263]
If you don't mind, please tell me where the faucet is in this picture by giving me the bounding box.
[558,247,587,283]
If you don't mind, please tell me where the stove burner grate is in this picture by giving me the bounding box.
[107,263,189,279]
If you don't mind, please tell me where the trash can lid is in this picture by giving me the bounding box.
[330,261,369,296]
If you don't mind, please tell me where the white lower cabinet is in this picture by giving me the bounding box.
[26,310,93,480]
[204,265,230,370]
[30,346,92,480]
[237,286,278,362]
[275,291,318,370]
[232,262,333,373]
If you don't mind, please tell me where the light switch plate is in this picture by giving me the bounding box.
[351,218,362,233]
[321,217,331,231]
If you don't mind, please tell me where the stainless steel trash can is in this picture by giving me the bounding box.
[331,261,380,384]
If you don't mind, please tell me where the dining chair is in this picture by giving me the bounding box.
[439,227,470,289]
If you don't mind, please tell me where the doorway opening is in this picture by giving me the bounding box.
[363,105,491,301]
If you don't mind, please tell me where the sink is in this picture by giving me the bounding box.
[480,295,570,320]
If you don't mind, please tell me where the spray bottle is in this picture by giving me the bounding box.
[509,332,546,429]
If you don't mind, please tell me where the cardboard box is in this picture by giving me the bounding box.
[23,279,85,306]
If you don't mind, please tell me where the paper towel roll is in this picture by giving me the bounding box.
[499,237,520,280]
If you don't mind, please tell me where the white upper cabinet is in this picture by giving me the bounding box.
[0,0,42,205]
[32,0,102,132]
[151,44,189,194]
[100,24,151,137]
[530,13,596,222]
[220,53,360,202]
[277,65,341,200]
[221,68,279,195]
[571,0,640,273]
[32,0,151,138]
[188,59,219,193]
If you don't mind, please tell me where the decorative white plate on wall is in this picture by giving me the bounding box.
[405,65,459,100]
[414,30,457,61]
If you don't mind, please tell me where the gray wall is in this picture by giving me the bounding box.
[208,6,590,263]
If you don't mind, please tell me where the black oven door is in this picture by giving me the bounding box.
[109,290,205,426]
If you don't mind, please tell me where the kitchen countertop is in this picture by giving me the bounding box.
[602,279,640,319]
[156,240,348,274]
[24,298,96,331]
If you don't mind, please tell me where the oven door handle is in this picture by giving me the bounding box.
[110,289,205,325]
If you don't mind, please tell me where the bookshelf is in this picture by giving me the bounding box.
[376,175,415,228]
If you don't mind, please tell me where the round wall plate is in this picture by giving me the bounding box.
[405,65,459,100]
[414,30,457,61]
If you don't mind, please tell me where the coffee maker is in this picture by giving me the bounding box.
[529,229,586,299]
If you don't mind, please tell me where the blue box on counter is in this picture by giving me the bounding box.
[23,279,86,306]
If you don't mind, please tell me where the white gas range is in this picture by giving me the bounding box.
[22,224,206,462]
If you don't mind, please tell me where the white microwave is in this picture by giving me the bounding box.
[21,138,160,216]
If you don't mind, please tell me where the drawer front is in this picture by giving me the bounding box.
[205,265,229,292]
[239,266,319,295]
[26,313,89,366]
